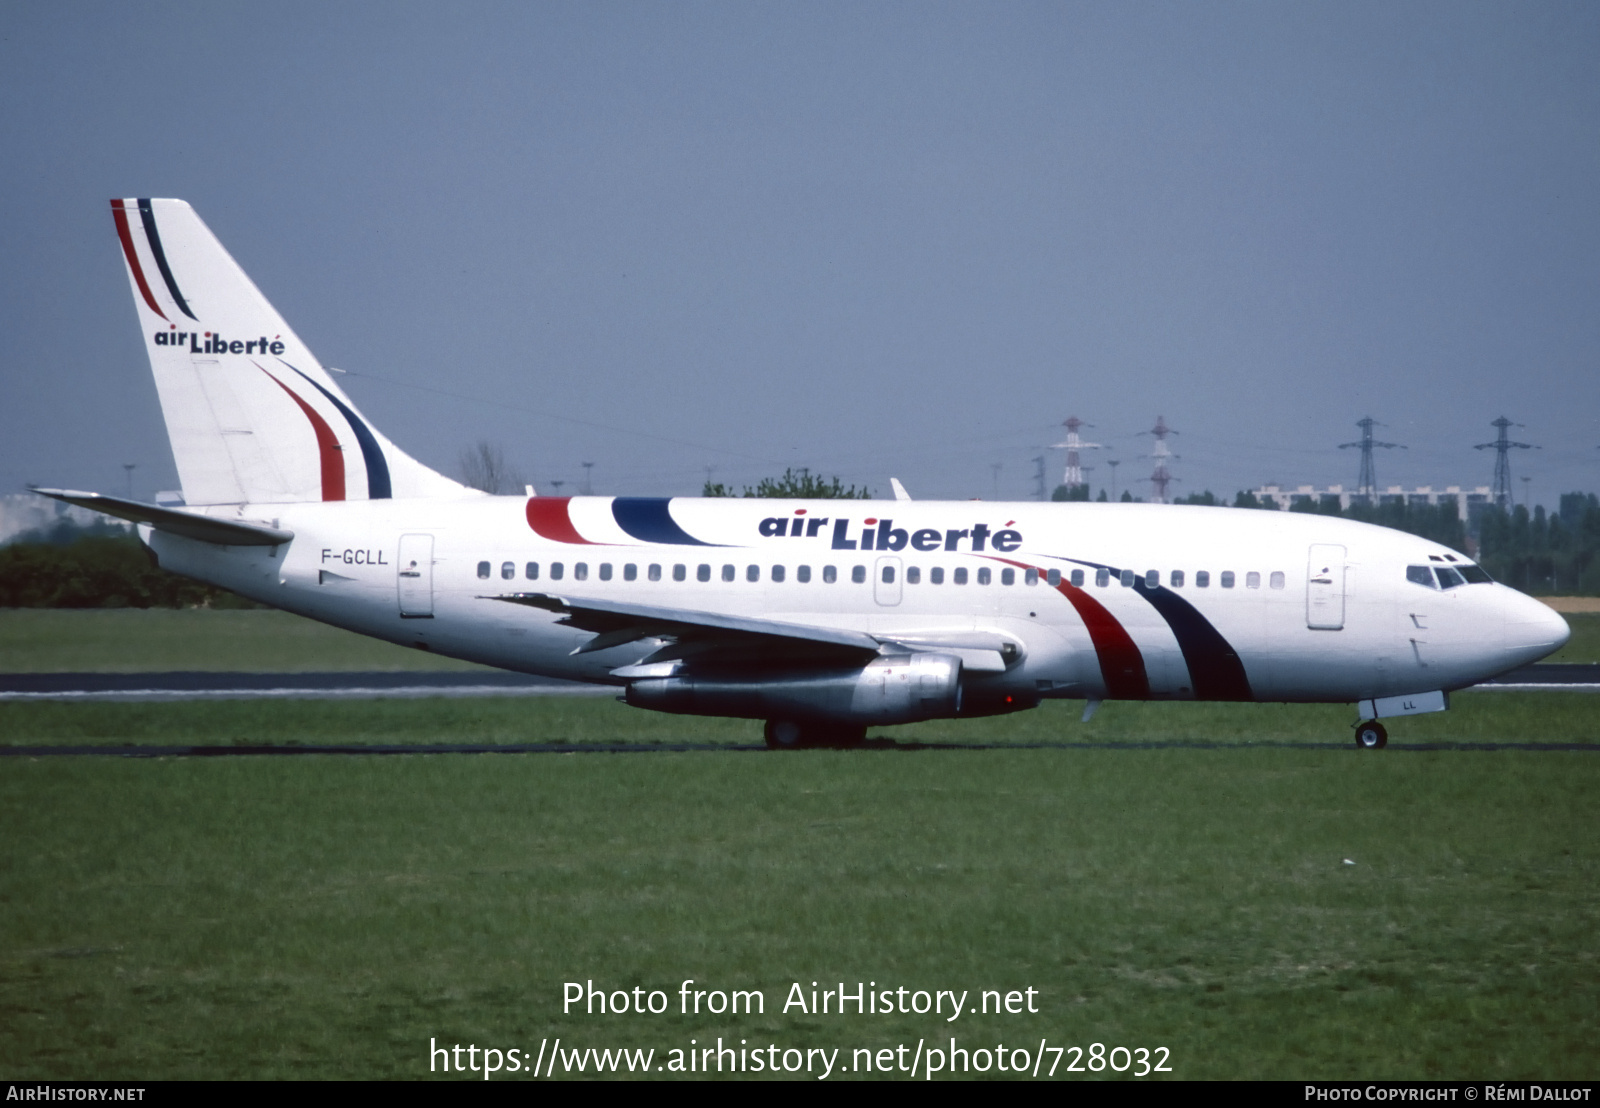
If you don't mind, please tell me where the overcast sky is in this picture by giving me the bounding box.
[2,2,1597,507]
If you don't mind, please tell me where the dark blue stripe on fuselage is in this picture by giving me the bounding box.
[1064,558,1254,701]
[611,498,716,545]
[1130,580,1254,701]
[137,199,197,321]
[284,364,392,499]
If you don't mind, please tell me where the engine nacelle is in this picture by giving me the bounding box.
[626,652,964,724]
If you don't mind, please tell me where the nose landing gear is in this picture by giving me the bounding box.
[1354,720,1388,749]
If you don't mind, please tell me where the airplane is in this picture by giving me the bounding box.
[39,198,1571,749]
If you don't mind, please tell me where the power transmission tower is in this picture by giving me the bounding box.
[1338,417,1404,498]
[1474,417,1537,509]
[1142,416,1178,503]
[1052,417,1101,494]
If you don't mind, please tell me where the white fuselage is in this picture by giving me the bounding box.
[145,497,1569,706]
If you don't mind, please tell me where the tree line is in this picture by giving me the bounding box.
[0,520,259,608]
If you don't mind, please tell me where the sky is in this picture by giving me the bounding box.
[2,1,1597,508]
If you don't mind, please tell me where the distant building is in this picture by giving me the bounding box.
[1253,484,1494,529]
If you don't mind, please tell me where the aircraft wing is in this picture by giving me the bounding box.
[32,489,294,546]
[488,592,1010,673]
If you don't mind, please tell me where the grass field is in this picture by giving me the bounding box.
[0,609,493,673]
[2,693,1598,1080]
[2,608,1597,672]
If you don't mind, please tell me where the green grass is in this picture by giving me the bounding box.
[0,609,493,673]
[2,695,1599,1080]
[1547,612,1600,664]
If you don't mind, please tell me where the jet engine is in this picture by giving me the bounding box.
[625,652,965,725]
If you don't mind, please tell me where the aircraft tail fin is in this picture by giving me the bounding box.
[110,198,472,506]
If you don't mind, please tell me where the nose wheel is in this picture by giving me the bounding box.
[1354,720,1388,749]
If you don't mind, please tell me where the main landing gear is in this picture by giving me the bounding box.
[763,719,867,750]
[1354,720,1388,749]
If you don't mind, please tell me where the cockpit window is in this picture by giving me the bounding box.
[1458,564,1492,584]
[1406,565,1437,589]
[1434,566,1466,590]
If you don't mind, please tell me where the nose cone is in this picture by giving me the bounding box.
[1503,591,1571,666]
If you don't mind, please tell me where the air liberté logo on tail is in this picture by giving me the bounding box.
[153,327,285,355]
[758,511,1024,552]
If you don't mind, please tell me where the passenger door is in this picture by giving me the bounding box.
[1306,544,1346,630]
[397,533,435,618]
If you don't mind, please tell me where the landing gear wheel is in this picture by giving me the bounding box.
[1354,720,1388,749]
[764,719,805,750]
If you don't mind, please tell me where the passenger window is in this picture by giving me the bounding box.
[1048,569,1063,587]
[1246,571,1260,589]
[501,561,515,580]
[851,565,866,584]
[1025,568,1038,586]
[797,565,811,583]
[477,561,491,579]
[1120,569,1135,587]
[722,565,735,582]
[1170,570,1184,587]
[1406,565,1436,589]
[1144,569,1158,588]
[574,563,588,581]
[882,566,896,584]
[954,567,969,585]
[1095,568,1109,587]
[1269,571,1284,589]
[823,565,837,583]
[746,565,759,582]
[999,568,1014,586]
[930,567,944,584]
[697,564,711,582]
[599,563,613,581]
[1069,569,1083,588]
[647,563,660,581]
[772,565,786,583]
[1196,570,1210,588]
[623,564,637,581]
[977,567,992,585]
[672,564,686,582]
[1220,571,1234,588]
[907,566,920,584]
[525,562,539,580]
[550,562,565,581]
[1435,566,1466,589]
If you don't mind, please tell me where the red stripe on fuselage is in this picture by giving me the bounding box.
[990,557,1150,699]
[526,497,599,544]
[259,368,345,500]
[110,200,168,321]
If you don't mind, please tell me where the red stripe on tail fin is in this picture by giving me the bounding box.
[111,200,168,321]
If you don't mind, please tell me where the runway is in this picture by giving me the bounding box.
[0,664,1594,701]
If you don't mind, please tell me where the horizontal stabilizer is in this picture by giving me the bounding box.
[32,489,293,547]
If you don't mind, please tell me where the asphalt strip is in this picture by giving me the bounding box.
[4,740,1599,757]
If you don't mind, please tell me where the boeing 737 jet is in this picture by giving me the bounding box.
[40,199,1571,747]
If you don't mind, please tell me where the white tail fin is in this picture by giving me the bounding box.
[111,198,470,506]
